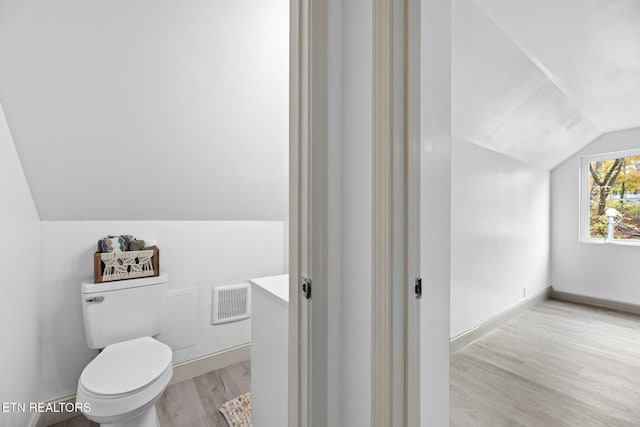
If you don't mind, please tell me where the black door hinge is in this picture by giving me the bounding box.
[415,278,422,299]
[302,277,312,300]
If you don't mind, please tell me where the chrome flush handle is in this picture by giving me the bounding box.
[86,296,104,303]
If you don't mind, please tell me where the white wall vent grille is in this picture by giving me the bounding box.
[212,283,251,325]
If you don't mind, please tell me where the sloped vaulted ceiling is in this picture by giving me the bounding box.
[453,0,640,169]
[0,0,288,220]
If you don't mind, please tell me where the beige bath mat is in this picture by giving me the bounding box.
[219,392,252,427]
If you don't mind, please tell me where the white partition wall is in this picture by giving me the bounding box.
[552,127,640,304]
[0,101,41,427]
[450,139,551,337]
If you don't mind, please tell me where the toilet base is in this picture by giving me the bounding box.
[97,404,159,427]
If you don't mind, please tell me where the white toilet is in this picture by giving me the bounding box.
[76,274,173,427]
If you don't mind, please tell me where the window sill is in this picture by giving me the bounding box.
[582,238,640,247]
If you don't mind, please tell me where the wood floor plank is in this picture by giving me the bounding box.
[48,361,251,427]
[192,370,236,426]
[219,360,251,397]
[157,378,209,427]
[47,417,99,427]
[451,299,640,426]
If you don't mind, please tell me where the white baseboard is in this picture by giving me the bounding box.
[450,286,551,354]
[31,343,251,427]
[170,343,251,385]
[26,394,76,427]
[550,289,640,315]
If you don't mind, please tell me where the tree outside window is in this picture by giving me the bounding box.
[588,155,640,240]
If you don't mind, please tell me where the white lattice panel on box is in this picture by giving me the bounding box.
[94,248,159,283]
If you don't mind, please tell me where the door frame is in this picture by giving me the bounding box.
[289,0,329,426]
[288,0,304,424]
[405,0,422,424]
[291,0,421,425]
[372,0,421,425]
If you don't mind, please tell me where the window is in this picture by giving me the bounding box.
[581,149,640,242]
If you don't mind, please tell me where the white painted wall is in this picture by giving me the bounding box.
[420,0,451,423]
[551,127,640,303]
[335,0,372,424]
[0,102,41,427]
[452,0,640,169]
[0,0,288,221]
[450,139,551,337]
[472,0,640,136]
[452,0,600,170]
[39,220,284,400]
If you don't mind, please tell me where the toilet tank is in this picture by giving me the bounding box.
[81,274,168,349]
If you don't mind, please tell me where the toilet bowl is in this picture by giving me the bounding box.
[76,336,173,427]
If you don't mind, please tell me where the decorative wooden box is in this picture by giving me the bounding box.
[93,248,160,283]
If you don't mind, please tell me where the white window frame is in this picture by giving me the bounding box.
[580,148,640,245]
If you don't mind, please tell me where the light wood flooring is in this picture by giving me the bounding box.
[49,360,250,427]
[451,299,640,427]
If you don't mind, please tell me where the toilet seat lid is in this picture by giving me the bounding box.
[80,336,172,397]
